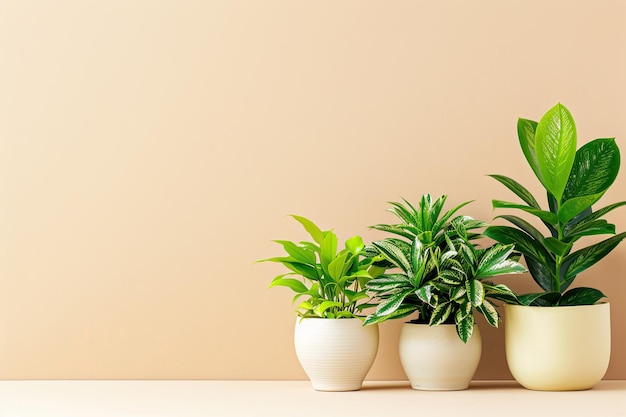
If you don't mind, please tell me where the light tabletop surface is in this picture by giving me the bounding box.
[0,380,624,417]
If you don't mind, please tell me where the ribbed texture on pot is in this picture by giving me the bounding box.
[294,318,379,392]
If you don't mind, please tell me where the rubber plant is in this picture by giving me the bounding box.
[257,215,377,318]
[484,103,626,306]
[363,195,526,342]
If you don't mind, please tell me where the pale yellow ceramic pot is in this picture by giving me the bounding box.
[505,303,611,391]
[399,323,482,390]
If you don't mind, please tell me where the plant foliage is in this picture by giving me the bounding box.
[257,215,378,319]
[485,103,626,306]
[364,195,526,342]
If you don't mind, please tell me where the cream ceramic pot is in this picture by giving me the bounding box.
[294,318,379,391]
[398,323,482,390]
[505,303,611,391]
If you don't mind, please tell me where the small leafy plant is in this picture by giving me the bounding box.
[364,195,525,342]
[485,103,626,306]
[257,215,376,319]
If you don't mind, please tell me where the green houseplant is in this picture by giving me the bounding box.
[485,102,625,390]
[257,215,379,391]
[364,195,525,390]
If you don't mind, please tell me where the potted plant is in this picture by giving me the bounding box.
[257,215,379,391]
[485,103,626,391]
[364,195,525,390]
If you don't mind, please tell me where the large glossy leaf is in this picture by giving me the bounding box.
[290,215,324,244]
[492,200,559,225]
[525,256,555,292]
[535,103,577,201]
[484,226,553,267]
[563,138,620,200]
[475,244,526,278]
[563,232,626,281]
[518,291,561,306]
[558,193,605,224]
[558,287,607,306]
[488,174,540,208]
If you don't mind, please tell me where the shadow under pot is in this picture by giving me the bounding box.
[398,323,482,391]
[294,317,379,392]
[505,303,610,391]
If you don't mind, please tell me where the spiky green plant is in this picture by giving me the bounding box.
[257,215,378,318]
[485,103,626,306]
[364,195,526,342]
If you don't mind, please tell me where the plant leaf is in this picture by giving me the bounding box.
[289,215,324,245]
[456,314,474,343]
[563,138,621,200]
[543,237,573,258]
[492,200,559,225]
[535,103,577,201]
[477,299,499,327]
[558,287,607,306]
[375,289,414,317]
[466,279,484,307]
[429,302,453,326]
[320,231,338,275]
[364,305,418,325]
[484,226,553,268]
[313,300,342,317]
[372,239,413,275]
[525,256,555,292]
[495,215,546,244]
[564,232,626,281]
[488,174,540,208]
[268,277,308,293]
[272,240,317,265]
[345,235,365,255]
[475,244,527,278]
[517,118,543,185]
[517,292,561,306]
[328,251,349,281]
[558,193,605,224]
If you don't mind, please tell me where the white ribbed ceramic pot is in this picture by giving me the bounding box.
[505,303,611,391]
[399,323,482,391]
[294,318,379,391]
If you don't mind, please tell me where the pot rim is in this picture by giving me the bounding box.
[505,302,609,310]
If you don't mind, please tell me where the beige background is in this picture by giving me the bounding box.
[0,0,625,380]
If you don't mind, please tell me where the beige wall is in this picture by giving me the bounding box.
[0,0,625,380]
